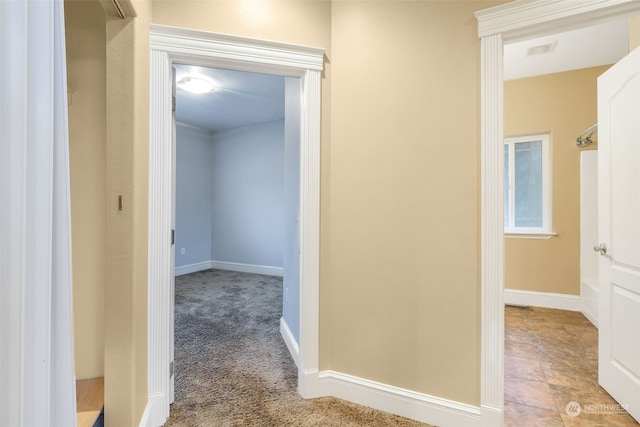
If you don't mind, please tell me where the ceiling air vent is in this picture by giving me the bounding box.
[525,41,557,56]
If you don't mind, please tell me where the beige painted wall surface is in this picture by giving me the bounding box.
[65,0,106,381]
[328,1,500,405]
[630,16,640,51]
[103,0,151,425]
[152,0,331,49]
[504,65,608,295]
[152,0,505,407]
[70,1,633,424]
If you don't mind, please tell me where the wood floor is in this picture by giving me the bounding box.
[76,377,104,427]
[504,305,639,426]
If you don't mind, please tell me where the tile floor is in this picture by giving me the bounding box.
[504,305,639,427]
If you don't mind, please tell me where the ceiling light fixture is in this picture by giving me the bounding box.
[177,77,214,94]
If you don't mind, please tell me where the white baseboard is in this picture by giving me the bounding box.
[175,261,214,276]
[142,392,170,427]
[175,260,283,277]
[138,401,153,427]
[210,260,283,277]
[306,370,497,427]
[580,279,599,328]
[504,289,580,311]
[279,317,300,369]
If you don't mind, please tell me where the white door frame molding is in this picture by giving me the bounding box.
[148,25,324,426]
[475,0,640,421]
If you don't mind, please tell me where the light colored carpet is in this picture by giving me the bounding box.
[165,269,432,427]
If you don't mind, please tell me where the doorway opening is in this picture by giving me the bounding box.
[172,63,300,414]
[501,19,629,417]
[476,0,640,422]
[148,26,324,426]
[172,64,296,291]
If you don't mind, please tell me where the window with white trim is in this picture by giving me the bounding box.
[504,133,551,234]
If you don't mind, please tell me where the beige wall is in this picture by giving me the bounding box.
[71,0,509,422]
[66,1,150,423]
[153,0,500,406]
[630,16,640,51]
[67,1,640,424]
[504,65,609,295]
[102,0,151,425]
[66,0,150,423]
[65,0,106,381]
[327,1,498,404]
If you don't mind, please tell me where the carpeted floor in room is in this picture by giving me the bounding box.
[164,269,432,427]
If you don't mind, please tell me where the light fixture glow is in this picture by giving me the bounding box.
[177,77,214,94]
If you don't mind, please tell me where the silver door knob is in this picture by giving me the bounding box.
[593,243,607,255]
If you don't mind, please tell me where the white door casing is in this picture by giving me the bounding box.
[597,45,640,423]
[170,65,177,405]
[148,26,324,427]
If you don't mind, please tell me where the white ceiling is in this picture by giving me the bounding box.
[174,64,285,132]
[504,20,629,81]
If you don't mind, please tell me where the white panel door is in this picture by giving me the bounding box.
[598,45,640,423]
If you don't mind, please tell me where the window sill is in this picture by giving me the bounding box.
[505,231,557,240]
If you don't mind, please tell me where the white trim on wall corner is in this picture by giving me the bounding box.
[175,120,214,134]
[580,279,599,328]
[280,317,300,369]
[175,260,284,277]
[504,289,580,311]
[138,402,152,427]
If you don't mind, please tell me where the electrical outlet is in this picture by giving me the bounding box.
[180,248,185,255]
